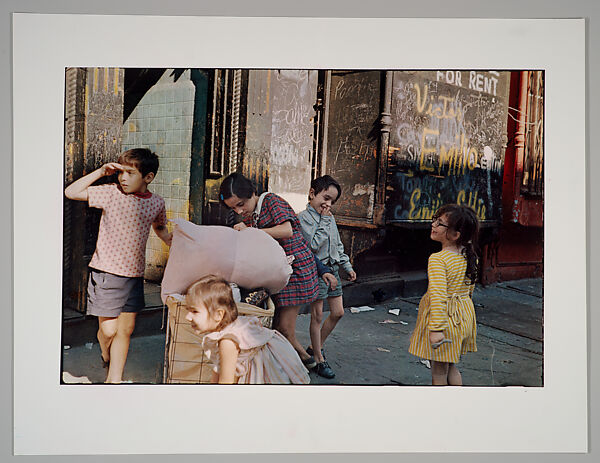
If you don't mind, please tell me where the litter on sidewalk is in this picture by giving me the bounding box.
[62,372,92,384]
[349,306,375,313]
[85,342,93,350]
[420,359,431,369]
[379,319,399,324]
[377,347,391,352]
[388,308,401,316]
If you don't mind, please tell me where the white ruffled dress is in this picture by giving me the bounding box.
[202,316,311,384]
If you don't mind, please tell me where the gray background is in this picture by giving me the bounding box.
[2,0,598,461]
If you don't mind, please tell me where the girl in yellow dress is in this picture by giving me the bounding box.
[408,204,480,386]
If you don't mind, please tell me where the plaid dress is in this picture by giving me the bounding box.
[243,193,318,307]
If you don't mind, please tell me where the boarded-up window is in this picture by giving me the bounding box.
[325,71,381,223]
[386,71,510,224]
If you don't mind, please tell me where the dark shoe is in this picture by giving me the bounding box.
[302,356,317,370]
[315,361,335,379]
[306,346,326,360]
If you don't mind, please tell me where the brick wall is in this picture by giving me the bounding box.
[121,69,196,281]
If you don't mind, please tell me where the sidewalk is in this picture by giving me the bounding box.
[299,278,543,386]
[61,278,543,386]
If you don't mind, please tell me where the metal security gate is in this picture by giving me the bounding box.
[201,69,248,226]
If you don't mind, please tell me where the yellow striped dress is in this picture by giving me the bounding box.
[408,249,477,363]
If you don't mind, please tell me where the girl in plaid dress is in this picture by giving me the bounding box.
[220,173,319,369]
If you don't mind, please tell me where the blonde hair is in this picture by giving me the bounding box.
[185,275,238,331]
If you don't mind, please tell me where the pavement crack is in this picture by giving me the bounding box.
[381,376,405,385]
[477,332,543,356]
[477,321,542,343]
[500,285,543,298]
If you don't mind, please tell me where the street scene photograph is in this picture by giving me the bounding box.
[61,67,544,386]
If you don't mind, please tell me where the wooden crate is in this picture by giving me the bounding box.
[163,294,275,384]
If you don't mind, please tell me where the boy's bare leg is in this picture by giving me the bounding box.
[309,300,324,363]
[431,360,450,385]
[105,312,137,383]
[447,363,462,386]
[319,295,344,346]
[97,316,118,363]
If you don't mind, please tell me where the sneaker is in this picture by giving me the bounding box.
[315,361,335,379]
[306,346,326,360]
[302,356,317,370]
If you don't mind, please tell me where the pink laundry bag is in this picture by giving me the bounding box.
[160,219,292,303]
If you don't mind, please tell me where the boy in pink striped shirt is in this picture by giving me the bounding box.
[65,148,172,383]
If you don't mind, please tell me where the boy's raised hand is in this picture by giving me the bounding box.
[65,162,123,201]
[320,204,332,216]
[100,162,124,176]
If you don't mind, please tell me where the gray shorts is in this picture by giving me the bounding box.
[86,269,145,317]
[317,265,343,300]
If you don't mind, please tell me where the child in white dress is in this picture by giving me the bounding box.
[184,275,310,384]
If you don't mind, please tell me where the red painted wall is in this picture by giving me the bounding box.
[480,71,543,284]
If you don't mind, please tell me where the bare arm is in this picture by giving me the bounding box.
[217,338,239,384]
[64,163,123,201]
[233,221,293,239]
[152,223,172,246]
[261,221,293,240]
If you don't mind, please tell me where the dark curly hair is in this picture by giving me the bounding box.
[433,204,480,284]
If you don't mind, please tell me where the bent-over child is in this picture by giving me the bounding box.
[64,148,172,383]
[185,275,310,384]
[298,175,356,379]
[408,204,480,386]
[219,173,320,371]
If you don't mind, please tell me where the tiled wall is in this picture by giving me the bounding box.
[121,69,195,281]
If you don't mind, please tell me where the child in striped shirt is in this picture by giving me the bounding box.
[408,204,480,386]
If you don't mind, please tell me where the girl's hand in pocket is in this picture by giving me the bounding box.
[429,331,445,345]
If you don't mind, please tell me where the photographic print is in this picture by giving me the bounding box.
[61,68,544,388]
[13,15,586,454]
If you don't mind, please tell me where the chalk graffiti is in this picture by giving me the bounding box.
[386,71,508,223]
[270,72,316,169]
[406,187,486,221]
[387,157,499,223]
[414,83,463,121]
[390,79,505,176]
